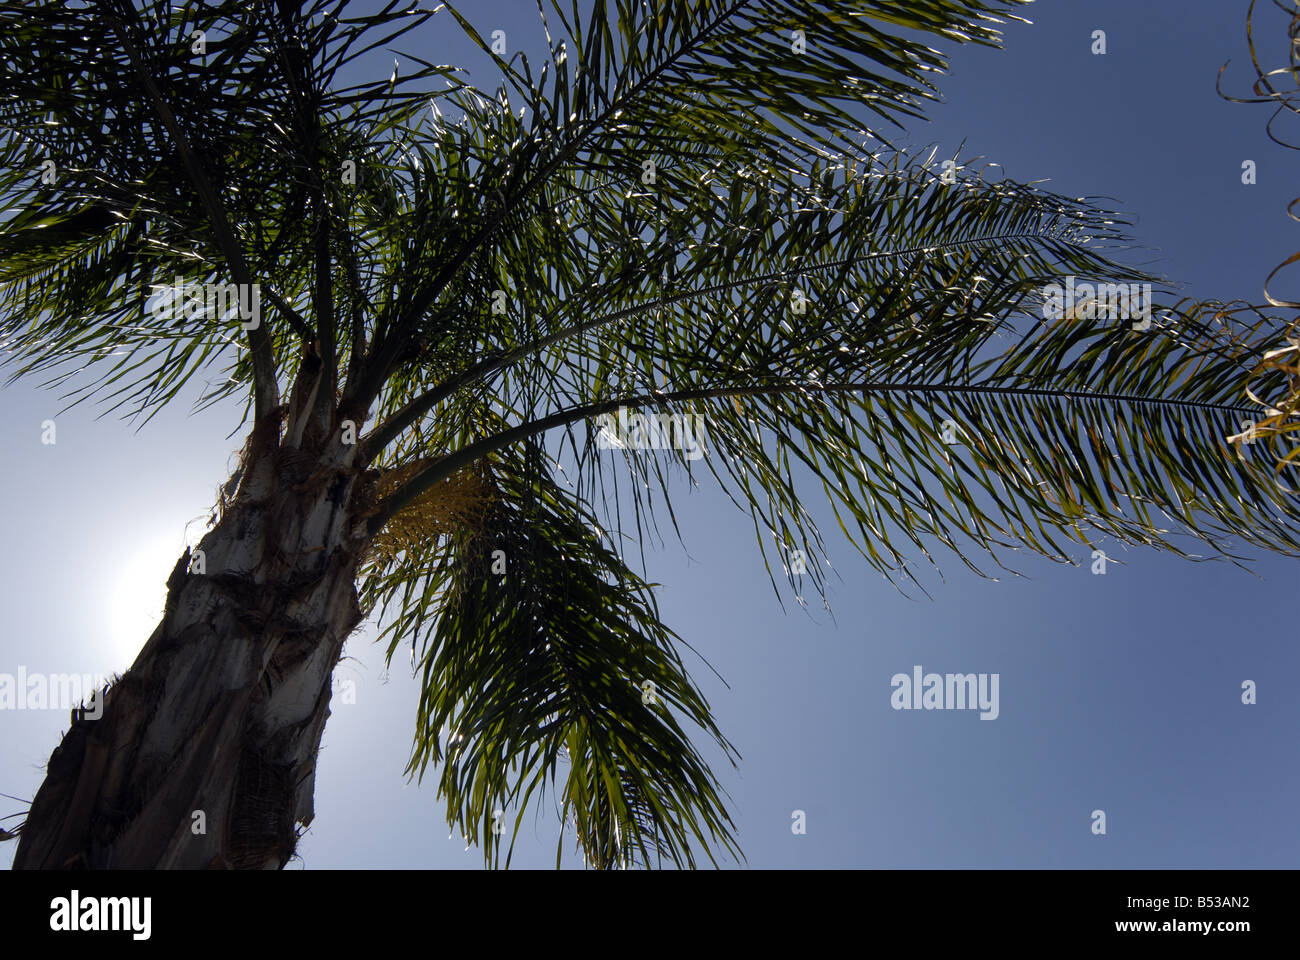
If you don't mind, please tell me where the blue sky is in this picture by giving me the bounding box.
[2,0,1298,868]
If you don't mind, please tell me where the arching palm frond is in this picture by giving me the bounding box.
[365,438,738,869]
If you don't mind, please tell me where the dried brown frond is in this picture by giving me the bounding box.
[1218,3,1300,487]
[1230,323,1300,485]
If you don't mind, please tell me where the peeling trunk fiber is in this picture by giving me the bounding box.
[14,433,374,869]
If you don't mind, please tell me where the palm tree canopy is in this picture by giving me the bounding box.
[1,0,1296,867]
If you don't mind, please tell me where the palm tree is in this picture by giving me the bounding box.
[3,0,1297,869]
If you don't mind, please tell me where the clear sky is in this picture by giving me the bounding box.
[2,0,1298,868]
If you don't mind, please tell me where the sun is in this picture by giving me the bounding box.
[103,529,194,667]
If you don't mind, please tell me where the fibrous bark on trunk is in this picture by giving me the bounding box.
[14,414,377,869]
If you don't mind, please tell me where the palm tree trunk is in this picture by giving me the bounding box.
[13,431,373,869]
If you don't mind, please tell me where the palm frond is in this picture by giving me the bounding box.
[362,439,740,869]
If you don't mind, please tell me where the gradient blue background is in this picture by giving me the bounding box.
[2,0,1297,868]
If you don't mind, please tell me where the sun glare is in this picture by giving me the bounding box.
[104,531,192,667]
